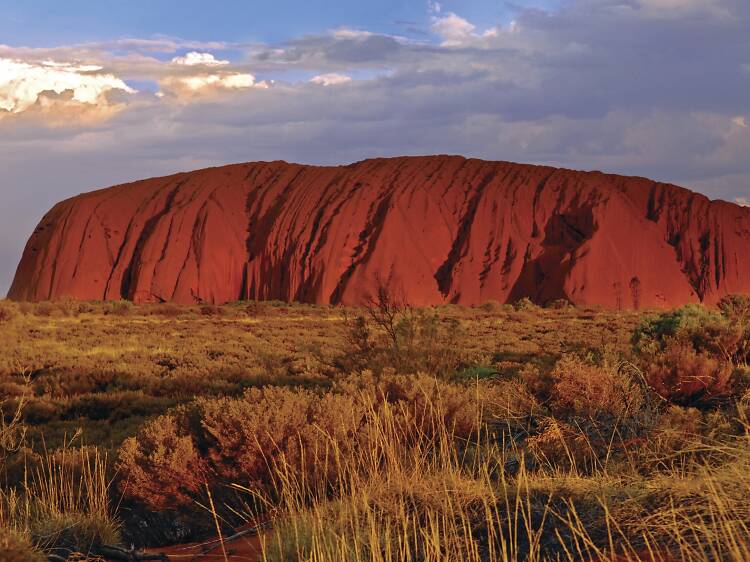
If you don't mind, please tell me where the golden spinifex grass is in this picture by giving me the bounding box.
[1,296,749,560]
[241,385,750,562]
[0,445,119,559]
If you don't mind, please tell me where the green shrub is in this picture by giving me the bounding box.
[513,297,538,311]
[633,304,741,360]
[342,308,468,376]
[633,304,744,406]
[106,300,132,316]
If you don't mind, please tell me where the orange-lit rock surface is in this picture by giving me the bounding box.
[9,156,750,307]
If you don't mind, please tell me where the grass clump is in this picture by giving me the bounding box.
[1,423,119,560]
[0,301,18,324]
[0,530,45,562]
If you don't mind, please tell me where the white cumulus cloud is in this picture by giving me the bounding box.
[0,58,135,114]
[431,13,476,46]
[171,52,229,66]
[310,73,352,86]
[736,197,750,206]
[159,71,268,96]
[430,12,500,46]
[164,51,268,95]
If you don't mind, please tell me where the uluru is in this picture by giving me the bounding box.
[8,156,750,308]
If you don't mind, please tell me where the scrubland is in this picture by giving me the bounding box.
[1,295,749,561]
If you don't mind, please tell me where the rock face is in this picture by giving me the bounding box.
[9,156,750,308]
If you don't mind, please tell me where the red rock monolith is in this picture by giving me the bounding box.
[9,156,750,308]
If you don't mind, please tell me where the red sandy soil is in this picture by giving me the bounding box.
[145,535,673,562]
[146,529,266,561]
[10,156,750,308]
[589,553,677,562]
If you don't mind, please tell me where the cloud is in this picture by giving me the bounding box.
[736,197,750,206]
[430,13,476,46]
[0,57,135,114]
[310,73,352,86]
[96,38,230,54]
[158,71,268,96]
[429,12,502,46]
[634,0,734,19]
[171,52,230,66]
[330,28,376,40]
[0,45,271,109]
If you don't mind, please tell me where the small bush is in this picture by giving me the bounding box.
[546,298,572,310]
[642,341,735,406]
[75,302,97,315]
[53,298,78,317]
[513,297,538,311]
[645,404,704,454]
[633,304,744,406]
[547,355,645,421]
[718,294,750,365]
[33,302,56,317]
[479,300,503,313]
[244,301,269,316]
[341,306,469,377]
[17,302,33,315]
[718,293,750,323]
[525,417,590,470]
[107,301,133,316]
[0,301,18,323]
[363,373,494,441]
[200,304,223,316]
[148,304,184,318]
[633,304,741,360]
[117,414,209,510]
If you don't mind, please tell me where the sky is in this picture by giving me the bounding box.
[1,0,749,296]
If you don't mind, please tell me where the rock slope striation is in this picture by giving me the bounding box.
[9,156,750,308]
